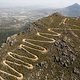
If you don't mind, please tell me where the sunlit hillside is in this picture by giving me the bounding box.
[0,13,80,80]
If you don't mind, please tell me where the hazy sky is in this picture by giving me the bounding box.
[0,0,80,8]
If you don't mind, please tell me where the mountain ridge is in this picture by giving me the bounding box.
[0,13,80,80]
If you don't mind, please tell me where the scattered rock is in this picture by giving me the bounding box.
[36,61,48,69]
[54,39,76,67]
[1,43,7,48]
[73,67,80,75]
[6,34,17,46]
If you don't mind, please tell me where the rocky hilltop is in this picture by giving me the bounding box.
[0,13,80,80]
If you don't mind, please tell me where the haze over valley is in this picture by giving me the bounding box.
[0,7,54,45]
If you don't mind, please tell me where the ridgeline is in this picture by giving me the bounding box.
[0,13,80,80]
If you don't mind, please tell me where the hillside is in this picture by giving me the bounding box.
[0,13,80,80]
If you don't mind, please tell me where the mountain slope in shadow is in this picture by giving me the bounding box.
[59,3,80,17]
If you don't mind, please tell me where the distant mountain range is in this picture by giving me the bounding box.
[31,3,80,17]
[37,3,80,17]
[57,3,80,17]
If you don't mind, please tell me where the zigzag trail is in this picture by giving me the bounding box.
[0,28,61,80]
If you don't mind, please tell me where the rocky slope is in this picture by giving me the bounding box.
[0,13,80,80]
